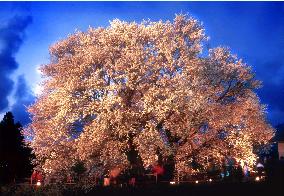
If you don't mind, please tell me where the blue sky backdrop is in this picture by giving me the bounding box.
[0,1,283,126]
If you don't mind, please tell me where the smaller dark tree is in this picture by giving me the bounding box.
[71,160,87,182]
[0,112,33,184]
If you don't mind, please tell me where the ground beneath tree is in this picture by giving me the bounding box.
[81,182,282,196]
[1,181,283,196]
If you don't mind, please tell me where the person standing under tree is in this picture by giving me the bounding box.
[243,162,249,182]
[236,162,244,182]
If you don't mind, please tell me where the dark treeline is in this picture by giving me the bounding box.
[0,112,33,185]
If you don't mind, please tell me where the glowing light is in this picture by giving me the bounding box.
[33,84,43,96]
[255,176,260,181]
[195,180,199,184]
[209,178,212,182]
[170,181,176,185]
[36,181,41,186]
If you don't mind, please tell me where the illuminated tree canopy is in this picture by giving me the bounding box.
[26,14,274,181]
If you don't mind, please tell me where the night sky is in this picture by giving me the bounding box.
[0,1,283,127]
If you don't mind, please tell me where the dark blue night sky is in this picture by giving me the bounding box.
[0,1,283,126]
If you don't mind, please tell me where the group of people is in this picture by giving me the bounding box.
[218,161,264,182]
[219,162,246,182]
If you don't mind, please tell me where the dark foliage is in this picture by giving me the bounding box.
[0,112,33,185]
[71,161,87,176]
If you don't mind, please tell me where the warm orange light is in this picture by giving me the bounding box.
[255,176,260,181]
[36,181,41,186]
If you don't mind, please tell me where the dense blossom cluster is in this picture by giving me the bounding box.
[26,15,274,181]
